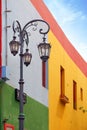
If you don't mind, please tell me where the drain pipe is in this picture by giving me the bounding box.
[5,0,11,65]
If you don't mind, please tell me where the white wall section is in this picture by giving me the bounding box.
[2,0,48,106]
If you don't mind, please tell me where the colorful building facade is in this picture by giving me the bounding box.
[0,0,87,130]
[0,0,49,130]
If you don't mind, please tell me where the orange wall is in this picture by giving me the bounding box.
[48,31,87,130]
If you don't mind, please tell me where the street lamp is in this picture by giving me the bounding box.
[9,19,51,130]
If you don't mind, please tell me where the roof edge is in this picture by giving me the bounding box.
[30,0,87,76]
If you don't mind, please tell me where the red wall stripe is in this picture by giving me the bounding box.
[30,0,87,76]
[42,61,46,87]
[0,0,2,77]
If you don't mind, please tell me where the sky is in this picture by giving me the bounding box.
[44,0,87,62]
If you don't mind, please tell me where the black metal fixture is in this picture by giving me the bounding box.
[9,19,51,130]
[15,89,27,104]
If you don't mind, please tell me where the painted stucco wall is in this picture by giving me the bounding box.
[1,0,87,130]
[2,0,48,106]
[48,31,87,130]
[0,81,48,130]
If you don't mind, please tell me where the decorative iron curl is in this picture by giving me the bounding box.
[23,19,50,35]
[12,20,21,34]
[12,19,50,46]
[12,20,29,46]
[21,30,29,46]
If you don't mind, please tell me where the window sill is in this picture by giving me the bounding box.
[60,95,69,104]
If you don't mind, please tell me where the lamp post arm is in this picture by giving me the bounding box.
[23,19,50,35]
[12,19,50,48]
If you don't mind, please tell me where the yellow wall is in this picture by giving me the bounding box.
[48,31,87,130]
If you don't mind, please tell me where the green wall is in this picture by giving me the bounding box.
[0,80,48,130]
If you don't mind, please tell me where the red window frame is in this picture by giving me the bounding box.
[4,123,14,130]
[60,66,65,97]
[73,81,77,110]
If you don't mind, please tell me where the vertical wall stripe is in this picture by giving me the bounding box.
[46,62,48,89]
[42,62,48,88]
[0,0,2,77]
[42,61,46,87]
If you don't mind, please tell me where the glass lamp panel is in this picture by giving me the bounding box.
[23,49,32,66]
[38,43,51,62]
[42,47,46,56]
[9,40,20,56]
[45,44,51,57]
[38,43,45,57]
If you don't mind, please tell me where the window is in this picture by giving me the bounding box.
[80,88,83,101]
[60,66,65,97]
[73,81,77,110]
[60,66,69,104]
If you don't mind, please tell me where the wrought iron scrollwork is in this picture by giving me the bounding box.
[12,19,50,47]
